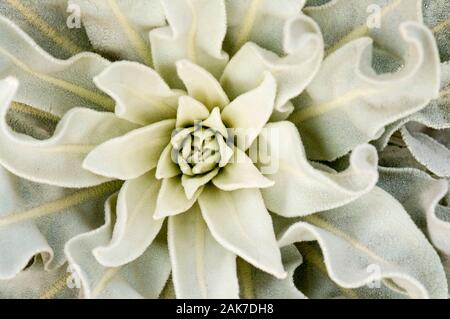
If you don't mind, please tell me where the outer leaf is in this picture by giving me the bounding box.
[293,241,408,299]
[0,0,92,59]
[289,22,440,160]
[378,167,450,255]
[168,205,239,298]
[198,186,286,279]
[0,78,137,188]
[423,0,450,62]
[224,0,305,55]
[0,16,114,115]
[65,195,171,299]
[260,121,378,217]
[0,260,79,299]
[150,0,229,88]
[0,165,121,280]
[279,187,448,299]
[70,0,165,65]
[93,171,163,267]
[304,0,423,57]
[375,63,450,177]
[252,245,306,299]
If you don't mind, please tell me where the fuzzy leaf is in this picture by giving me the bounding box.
[378,167,450,255]
[70,0,165,65]
[0,16,114,115]
[221,6,323,120]
[260,121,378,217]
[0,260,79,299]
[168,205,239,298]
[65,195,171,299]
[198,186,286,279]
[279,187,448,299]
[0,165,120,280]
[150,0,229,88]
[0,78,137,188]
[93,171,163,267]
[375,63,450,177]
[0,0,92,59]
[289,22,440,160]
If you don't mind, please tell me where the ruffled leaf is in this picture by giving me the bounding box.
[378,167,450,255]
[70,0,166,65]
[423,0,450,62]
[221,10,323,120]
[0,78,138,188]
[252,245,306,298]
[289,22,440,160]
[0,0,92,59]
[0,16,114,115]
[150,0,229,88]
[224,0,305,55]
[260,121,378,217]
[0,165,121,280]
[305,0,423,57]
[65,195,171,299]
[375,63,450,177]
[279,187,448,299]
[94,61,182,126]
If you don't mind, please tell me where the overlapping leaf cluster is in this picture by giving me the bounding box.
[0,0,448,299]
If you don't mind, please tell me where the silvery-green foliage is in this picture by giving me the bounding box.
[0,0,448,299]
[0,0,92,59]
[376,63,450,177]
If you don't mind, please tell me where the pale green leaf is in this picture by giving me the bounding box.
[0,0,92,59]
[168,205,239,298]
[221,8,323,120]
[83,119,175,180]
[70,0,165,65]
[0,78,137,188]
[0,165,121,280]
[260,121,378,217]
[0,16,114,115]
[252,245,306,299]
[93,171,163,267]
[378,167,450,255]
[150,0,229,88]
[154,176,201,219]
[198,186,286,279]
[176,59,229,110]
[279,187,448,299]
[423,0,450,62]
[221,73,276,150]
[65,194,171,299]
[0,260,79,299]
[289,22,440,160]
